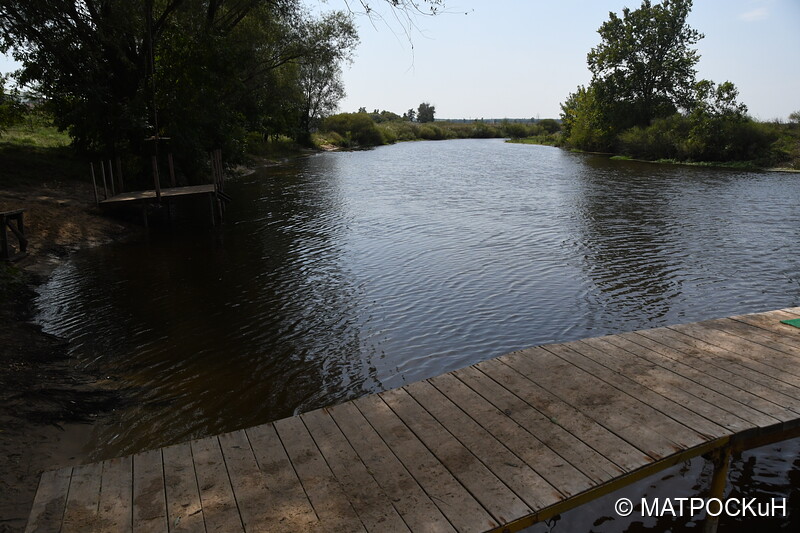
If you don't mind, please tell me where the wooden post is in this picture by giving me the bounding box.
[151,155,161,202]
[703,446,731,533]
[100,161,109,199]
[90,163,99,206]
[168,153,176,187]
[107,160,116,196]
[209,192,216,227]
[116,157,125,192]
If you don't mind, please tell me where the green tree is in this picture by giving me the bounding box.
[587,0,702,132]
[0,74,23,134]
[296,11,359,145]
[417,102,435,123]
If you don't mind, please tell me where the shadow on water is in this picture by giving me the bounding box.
[34,139,800,529]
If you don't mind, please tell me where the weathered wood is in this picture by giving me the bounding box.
[406,379,565,506]
[191,437,243,532]
[132,448,168,533]
[90,163,99,206]
[100,184,216,205]
[354,393,495,532]
[162,442,204,533]
[428,372,593,497]
[639,327,800,400]
[604,331,800,420]
[570,337,771,430]
[98,456,133,532]
[301,408,410,532]
[326,402,456,533]
[272,416,366,532]
[380,386,532,525]
[26,310,800,533]
[62,462,103,533]
[451,365,624,483]
[245,422,317,532]
[476,357,650,471]
[24,467,72,533]
[218,429,274,532]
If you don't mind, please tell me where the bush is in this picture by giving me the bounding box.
[322,113,385,147]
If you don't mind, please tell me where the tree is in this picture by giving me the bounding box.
[417,102,435,123]
[403,108,416,121]
[296,11,358,145]
[587,0,703,132]
[0,74,23,134]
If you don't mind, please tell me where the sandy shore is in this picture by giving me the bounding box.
[0,180,132,532]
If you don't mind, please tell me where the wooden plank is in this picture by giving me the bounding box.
[218,430,275,532]
[451,365,624,483]
[191,437,243,533]
[638,327,800,401]
[605,331,800,420]
[354,393,496,532]
[162,442,205,533]
[62,462,103,533]
[301,408,410,532]
[326,402,457,533]
[25,467,72,533]
[473,358,648,472]
[572,337,775,429]
[379,386,532,525]
[500,347,709,458]
[244,423,317,532]
[724,315,800,354]
[428,372,593,497]
[548,340,737,435]
[132,449,168,533]
[406,379,566,506]
[272,416,366,533]
[669,322,800,382]
[98,456,133,532]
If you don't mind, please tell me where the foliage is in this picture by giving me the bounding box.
[0,75,24,134]
[417,102,436,123]
[587,0,702,133]
[560,85,613,152]
[321,112,385,147]
[0,1,363,181]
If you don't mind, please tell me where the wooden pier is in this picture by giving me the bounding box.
[25,308,800,532]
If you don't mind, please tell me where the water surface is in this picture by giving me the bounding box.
[36,139,800,529]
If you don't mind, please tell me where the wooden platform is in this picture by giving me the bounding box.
[25,308,800,532]
[99,184,217,205]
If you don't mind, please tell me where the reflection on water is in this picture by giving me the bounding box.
[36,139,800,529]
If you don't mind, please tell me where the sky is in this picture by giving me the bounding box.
[2,0,798,121]
[316,0,800,120]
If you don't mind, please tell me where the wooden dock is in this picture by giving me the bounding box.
[25,308,800,532]
[98,184,217,205]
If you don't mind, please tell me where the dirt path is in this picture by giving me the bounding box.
[0,181,133,532]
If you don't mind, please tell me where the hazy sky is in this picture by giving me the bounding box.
[2,0,798,121]
[322,0,800,120]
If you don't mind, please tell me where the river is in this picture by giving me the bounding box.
[35,138,800,530]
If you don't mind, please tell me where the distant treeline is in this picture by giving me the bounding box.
[314,112,562,149]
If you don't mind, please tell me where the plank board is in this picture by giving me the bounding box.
[27,309,800,533]
[100,184,216,204]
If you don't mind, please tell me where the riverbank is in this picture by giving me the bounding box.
[0,177,132,531]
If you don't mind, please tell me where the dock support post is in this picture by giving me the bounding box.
[90,163,99,206]
[151,155,161,202]
[107,160,116,196]
[100,161,109,199]
[209,193,216,227]
[703,446,731,533]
